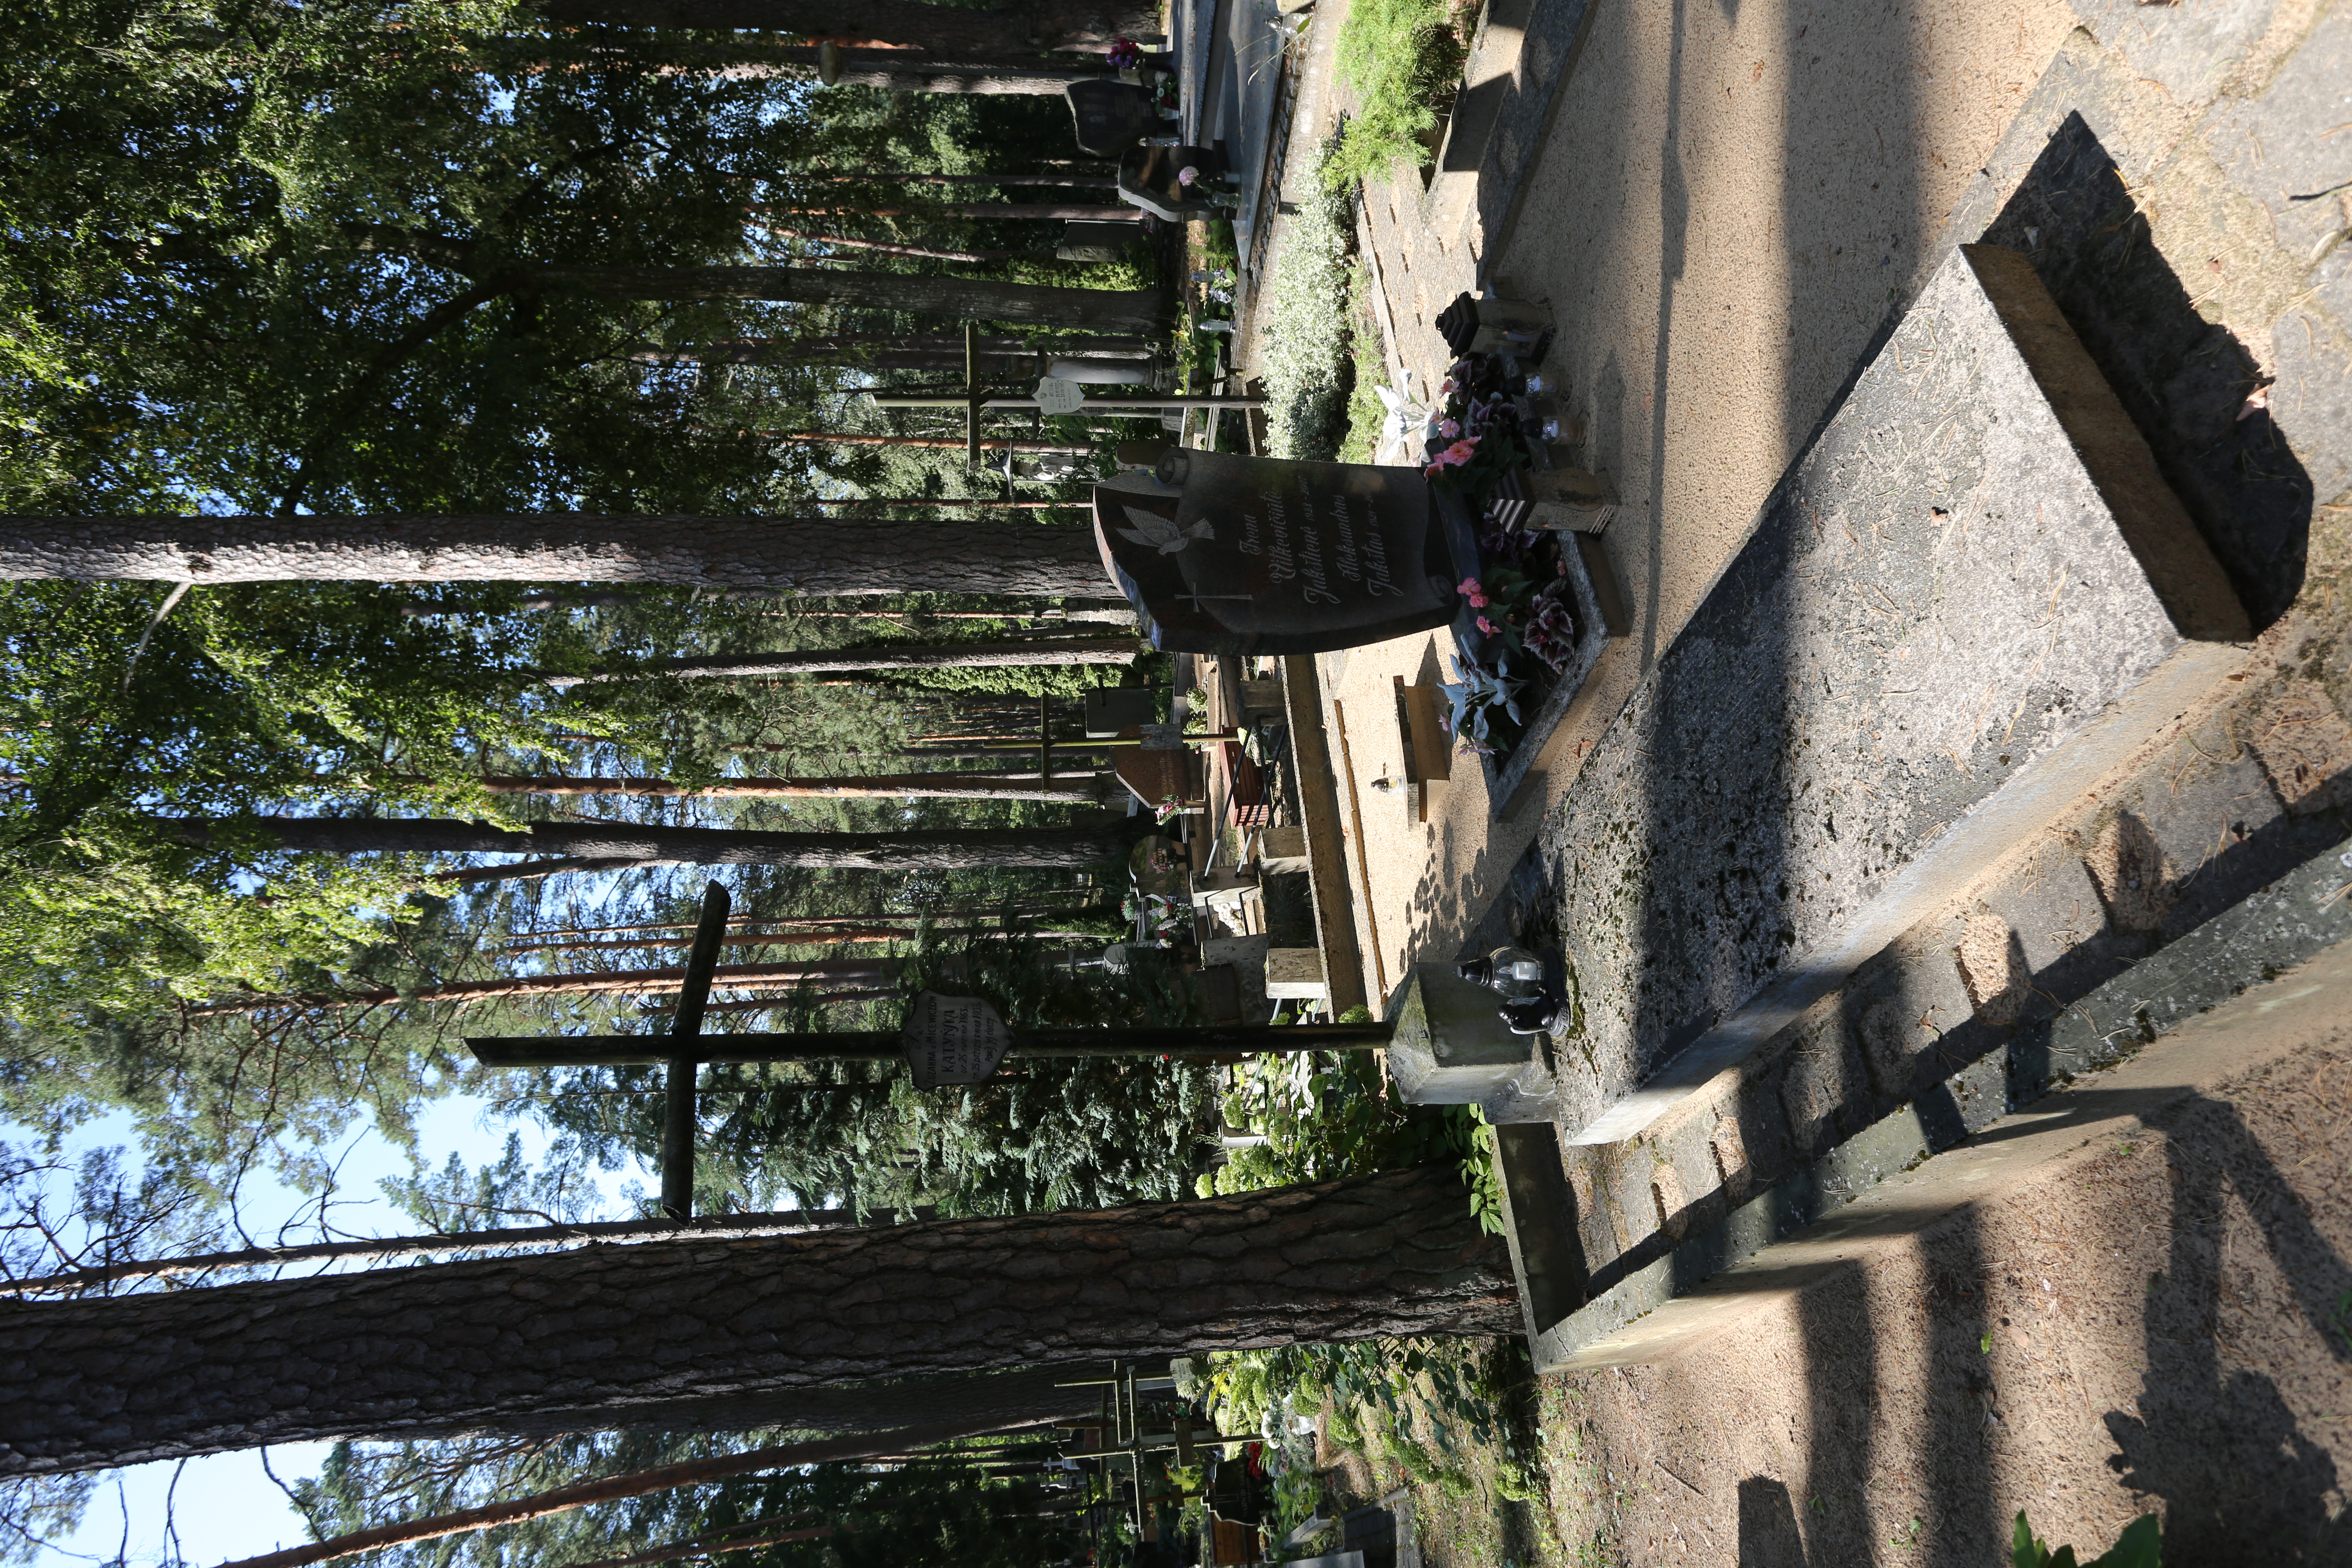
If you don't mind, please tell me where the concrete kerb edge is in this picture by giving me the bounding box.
[1517,827,2352,1373]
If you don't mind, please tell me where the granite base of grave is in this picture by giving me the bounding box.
[1385,962,1564,1125]
[1517,243,2250,1147]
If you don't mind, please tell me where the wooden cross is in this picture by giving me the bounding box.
[658,880,732,1219]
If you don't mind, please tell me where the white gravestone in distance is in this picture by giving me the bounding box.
[1034,376,1087,417]
[900,991,1013,1089]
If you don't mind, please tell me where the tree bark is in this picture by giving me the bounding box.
[0,514,1114,597]
[726,430,1094,454]
[646,334,1149,359]
[165,815,1132,871]
[0,1167,1512,1474]
[464,773,1121,804]
[755,230,1044,264]
[760,204,1134,220]
[342,227,1163,330]
[0,1209,862,1298]
[530,0,1163,57]
[549,635,1136,684]
[808,173,1120,187]
[187,958,904,1018]
[529,263,1160,331]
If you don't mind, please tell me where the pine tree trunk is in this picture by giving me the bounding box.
[530,264,1163,332]
[163,815,1132,871]
[0,514,1113,595]
[761,203,1134,220]
[530,0,1163,58]
[731,431,1093,454]
[547,635,1139,684]
[466,773,1121,804]
[0,1167,1513,1474]
[754,229,1044,263]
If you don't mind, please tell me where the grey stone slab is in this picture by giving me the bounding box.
[2271,305,2352,509]
[1541,243,2252,1147]
[1648,1111,1729,1235]
[1527,828,2352,1372]
[2027,828,2352,1081]
[2200,4,2352,261]
[2065,0,2286,114]
[1983,847,2113,974]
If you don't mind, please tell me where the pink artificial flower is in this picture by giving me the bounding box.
[1439,376,1455,394]
[1477,615,1497,635]
[1177,165,1199,186]
[1438,418,1461,439]
[1444,438,1478,464]
[1468,590,1489,608]
[1424,461,1446,479]
[1458,576,1482,596]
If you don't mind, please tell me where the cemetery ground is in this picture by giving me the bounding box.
[1218,0,2352,1555]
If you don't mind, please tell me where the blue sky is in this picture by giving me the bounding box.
[33,1095,649,1568]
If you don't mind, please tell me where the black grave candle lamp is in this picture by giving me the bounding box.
[1456,943,1568,1036]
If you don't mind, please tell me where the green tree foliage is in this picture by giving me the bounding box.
[0,0,841,515]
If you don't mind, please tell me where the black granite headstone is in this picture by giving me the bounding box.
[1065,80,1169,157]
[1092,450,1461,655]
[1058,220,1140,263]
[1117,144,1232,221]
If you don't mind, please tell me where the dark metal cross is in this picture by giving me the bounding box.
[658,880,732,1219]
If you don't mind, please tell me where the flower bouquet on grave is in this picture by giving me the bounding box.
[1123,891,1187,945]
[1439,655,1526,758]
[1457,564,1579,675]
[1422,357,1535,501]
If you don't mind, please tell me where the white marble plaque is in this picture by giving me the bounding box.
[900,991,1013,1089]
[1034,376,1087,416]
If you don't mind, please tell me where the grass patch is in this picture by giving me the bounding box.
[1325,0,1470,192]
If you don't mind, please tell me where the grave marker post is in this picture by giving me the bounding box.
[660,881,733,1218]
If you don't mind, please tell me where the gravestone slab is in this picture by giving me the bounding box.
[1065,80,1171,157]
[1093,452,1460,655]
[1083,685,1161,737]
[1116,143,1232,221]
[1538,244,2250,1146]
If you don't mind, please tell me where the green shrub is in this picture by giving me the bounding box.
[1325,0,1469,191]
[2012,1511,2161,1568]
[1256,145,1356,460]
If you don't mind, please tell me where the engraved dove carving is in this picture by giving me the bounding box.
[1118,506,1215,555]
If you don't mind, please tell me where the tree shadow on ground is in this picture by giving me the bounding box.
[1727,1076,2352,1564]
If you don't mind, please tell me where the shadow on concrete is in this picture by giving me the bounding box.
[1715,1075,2352,1562]
[1980,112,2313,630]
[2105,1092,2352,1561]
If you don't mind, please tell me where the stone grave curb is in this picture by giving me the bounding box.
[1500,826,2352,1373]
[1442,0,1603,275]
